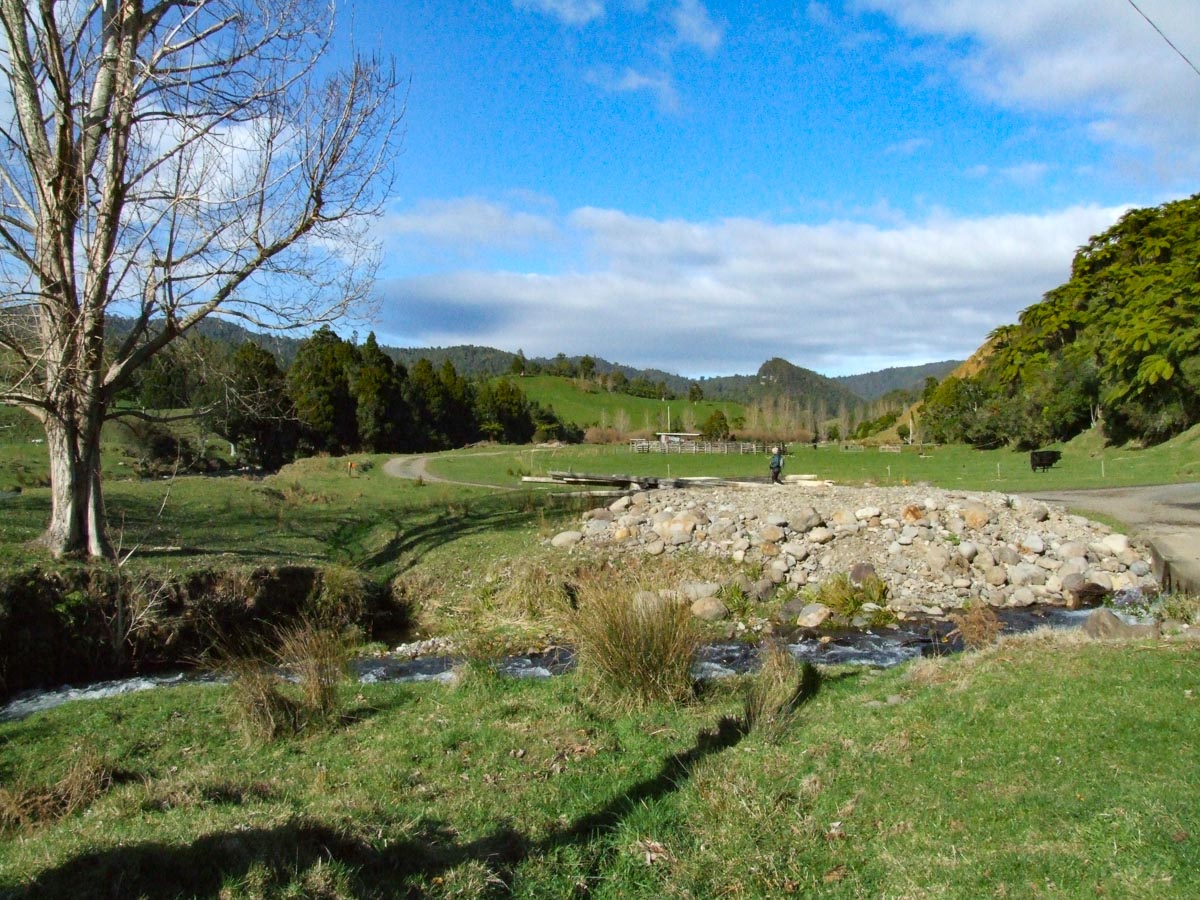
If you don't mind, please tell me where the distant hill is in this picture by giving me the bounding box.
[834,360,963,402]
[755,357,869,414]
[104,316,961,413]
[388,344,518,376]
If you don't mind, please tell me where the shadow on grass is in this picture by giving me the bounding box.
[97,486,575,570]
[361,491,583,571]
[9,672,824,897]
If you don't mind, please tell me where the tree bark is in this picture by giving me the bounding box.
[40,408,112,559]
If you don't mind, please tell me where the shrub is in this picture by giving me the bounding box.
[566,571,699,708]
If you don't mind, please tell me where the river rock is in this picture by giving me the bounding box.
[681,581,721,602]
[1102,533,1131,555]
[793,507,824,532]
[550,481,1158,617]
[1083,608,1161,641]
[849,561,877,585]
[808,527,835,545]
[961,501,992,530]
[551,530,583,548]
[794,603,833,628]
[1019,533,1045,555]
[691,596,729,621]
[759,523,786,543]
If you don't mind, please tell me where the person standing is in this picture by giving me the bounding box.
[769,446,784,484]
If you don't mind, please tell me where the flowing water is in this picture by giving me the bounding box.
[0,606,1094,721]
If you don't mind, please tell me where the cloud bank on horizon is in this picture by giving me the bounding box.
[359,0,1200,378]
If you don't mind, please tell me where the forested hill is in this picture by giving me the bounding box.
[756,357,869,413]
[104,316,953,410]
[835,360,962,401]
[921,191,1200,449]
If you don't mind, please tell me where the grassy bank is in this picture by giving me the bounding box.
[1,632,1195,896]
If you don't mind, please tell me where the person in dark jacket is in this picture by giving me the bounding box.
[769,446,784,484]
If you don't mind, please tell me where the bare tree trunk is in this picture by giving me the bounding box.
[41,408,111,558]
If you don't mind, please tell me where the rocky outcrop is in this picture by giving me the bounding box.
[549,483,1159,618]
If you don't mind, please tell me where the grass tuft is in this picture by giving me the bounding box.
[224,656,304,742]
[0,750,115,832]
[275,618,352,723]
[312,565,370,625]
[565,568,699,708]
[803,571,893,623]
[947,601,1004,650]
[743,641,820,742]
[213,617,351,741]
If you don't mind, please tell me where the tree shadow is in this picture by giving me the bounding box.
[11,672,825,897]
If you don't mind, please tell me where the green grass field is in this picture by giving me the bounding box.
[431,423,1200,493]
[3,412,1200,896]
[511,374,744,433]
[1,633,1195,897]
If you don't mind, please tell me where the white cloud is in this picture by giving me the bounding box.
[375,201,1128,376]
[513,0,605,26]
[383,197,557,251]
[586,66,681,112]
[998,162,1050,185]
[806,2,834,27]
[885,137,931,156]
[858,0,1200,162]
[668,0,723,55]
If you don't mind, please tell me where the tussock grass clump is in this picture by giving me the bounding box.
[1161,591,1200,625]
[312,565,370,625]
[0,751,115,832]
[225,656,304,742]
[215,617,352,741]
[566,569,699,708]
[743,641,820,742]
[803,571,892,623]
[276,618,352,722]
[947,601,1004,650]
[488,556,579,620]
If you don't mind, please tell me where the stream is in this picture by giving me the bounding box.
[0,606,1094,722]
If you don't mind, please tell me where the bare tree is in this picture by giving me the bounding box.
[0,0,403,557]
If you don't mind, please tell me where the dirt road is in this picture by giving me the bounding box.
[382,453,518,490]
[1023,483,1200,592]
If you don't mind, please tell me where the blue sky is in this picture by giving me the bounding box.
[345,0,1200,377]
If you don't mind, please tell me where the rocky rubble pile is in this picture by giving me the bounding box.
[548,483,1159,620]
